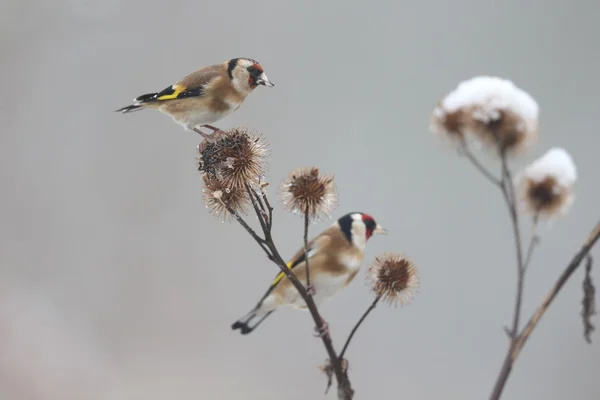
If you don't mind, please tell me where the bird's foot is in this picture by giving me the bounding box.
[193,125,227,142]
[313,318,330,338]
[191,126,212,139]
[203,124,221,132]
[306,284,316,296]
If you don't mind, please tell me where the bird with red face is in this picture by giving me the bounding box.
[116,58,274,138]
[232,212,387,335]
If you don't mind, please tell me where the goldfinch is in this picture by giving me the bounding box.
[232,212,387,335]
[116,58,274,138]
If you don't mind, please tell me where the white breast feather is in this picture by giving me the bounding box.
[341,253,362,271]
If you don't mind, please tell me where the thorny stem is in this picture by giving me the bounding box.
[339,296,381,360]
[230,187,353,399]
[490,221,600,400]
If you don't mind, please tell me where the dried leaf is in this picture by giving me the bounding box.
[581,254,596,344]
[318,359,348,395]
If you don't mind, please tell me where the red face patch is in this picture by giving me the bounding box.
[361,214,377,240]
[361,214,374,223]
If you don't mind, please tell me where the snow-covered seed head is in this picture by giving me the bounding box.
[202,174,249,221]
[279,167,338,221]
[430,76,539,154]
[514,147,577,219]
[367,253,420,307]
[197,127,269,188]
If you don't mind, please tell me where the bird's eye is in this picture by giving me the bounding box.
[247,66,261,77]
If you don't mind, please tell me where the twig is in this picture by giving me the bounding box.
[490,220,600,400]
[229,189,353,399]
[523,214,540,272]
[304,208,311,290]
[245,183,269,234]
[488,147,527,400]
[339,296,381,360]
[458,140,502,187]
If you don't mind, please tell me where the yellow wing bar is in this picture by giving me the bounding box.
[271,261,293,286]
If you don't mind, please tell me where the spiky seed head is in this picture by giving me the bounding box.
[197,127,269,188]
[202,174,249,221]
[279,167,338,221]
[430,76,539,155]
[367,253,420,306]
[514,147,577,219]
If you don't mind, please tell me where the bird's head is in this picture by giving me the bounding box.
[336,212,387,250]
[226,58,274,94]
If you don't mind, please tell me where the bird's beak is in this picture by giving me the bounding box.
[256,72,274,87]
[373,224,388,235]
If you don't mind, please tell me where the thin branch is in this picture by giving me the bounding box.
[488,148,527,400]
[304,208,311,290]
[339,296,381,360]
[523,214,540,272]
[496,148,526,338]
[490,220,600,400]
[233,190,353,399]
[262,188,274,230]
[459,140,502,186]
[252,182,270,226]
[220,202,269,254]
[245,183,268,233]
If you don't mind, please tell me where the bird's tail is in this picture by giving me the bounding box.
[231,305,275,335]
[115,92,158,114]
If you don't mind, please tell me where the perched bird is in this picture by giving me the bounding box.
[116,58,274,138]
[232,212,387,335]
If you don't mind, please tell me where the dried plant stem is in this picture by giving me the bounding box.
[226,188,353,399]
[304,208,311,290]
[459,140,502,187]
[490,221,600,399]
[523,215,540,272]
[339,295,381,360]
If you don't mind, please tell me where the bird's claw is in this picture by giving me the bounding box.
[306,285,316,296]
[192,125,224,141]
[192,127,212,139]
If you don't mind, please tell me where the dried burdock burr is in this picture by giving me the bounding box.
[430,76,539,155]
[367,252,420,306]
[197,127,269,188]
[279,167,338,221]
[514,147,577,219]
[202,174,250,221]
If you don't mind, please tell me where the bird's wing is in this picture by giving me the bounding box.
[256,234,332,303]
[148,64,224,101]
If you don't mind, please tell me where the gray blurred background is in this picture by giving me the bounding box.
[1,0,599,399]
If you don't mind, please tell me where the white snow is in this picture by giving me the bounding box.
[438,76,539,135]
[521,147,577,187]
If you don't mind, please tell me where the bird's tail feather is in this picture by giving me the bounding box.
[115,104,144,113]
[231,307,275,335]
[115,92,158,114]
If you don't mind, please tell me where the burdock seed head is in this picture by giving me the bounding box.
[430,76,539,155]
[202,174,250,221]
[279,167,338,221]
[514,147,577,219]
[367,253,420,307]
[197,127,269,188]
